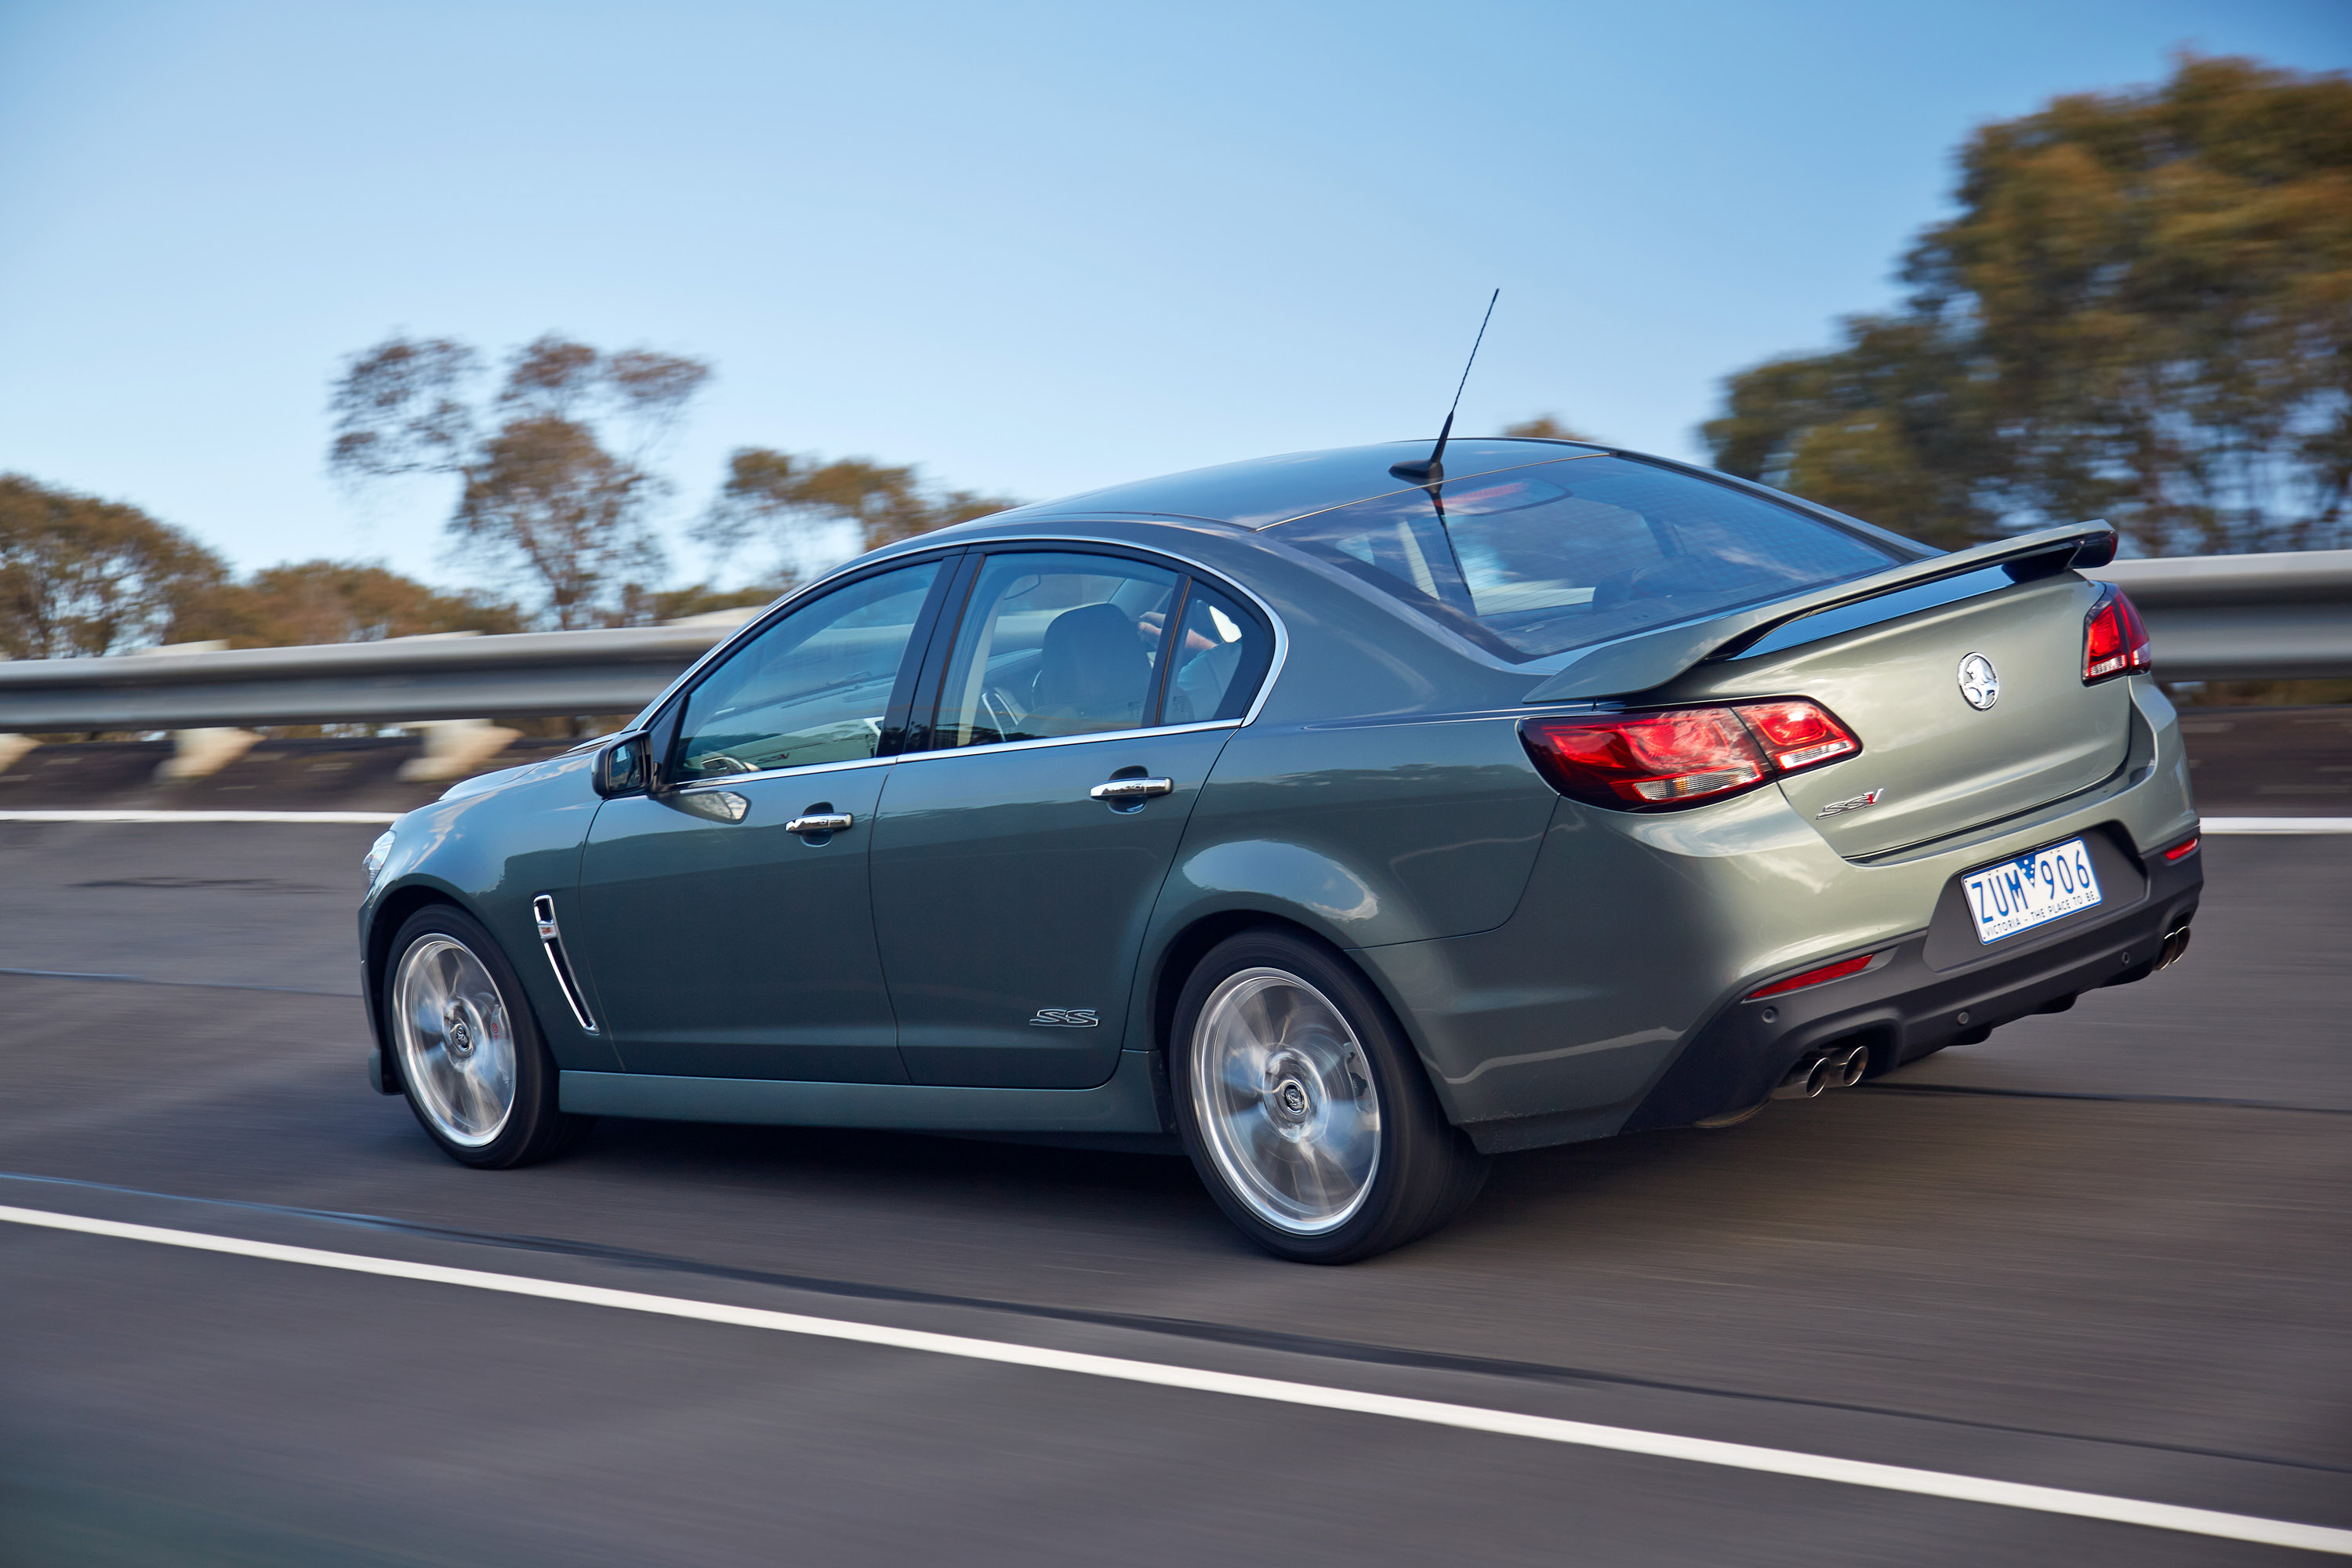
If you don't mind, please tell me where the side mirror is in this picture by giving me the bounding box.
[593,732,651,797]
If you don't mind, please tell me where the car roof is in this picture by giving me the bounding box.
[971,437,1610,532]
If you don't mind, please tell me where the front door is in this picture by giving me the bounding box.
[568,557,949,1081]
[869,550,1275,1088]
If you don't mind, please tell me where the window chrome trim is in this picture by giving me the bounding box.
[673,753,898,794]
[893,718,1243,766]
[630,532,1290,746]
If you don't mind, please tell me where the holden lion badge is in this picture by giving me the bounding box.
[1957,652,2000,711]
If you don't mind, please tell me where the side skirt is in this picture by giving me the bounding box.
[560,1049,1164,1134]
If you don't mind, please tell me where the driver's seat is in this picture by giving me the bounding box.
[1028,603,1149,734]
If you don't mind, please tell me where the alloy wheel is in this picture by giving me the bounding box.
[1189,967,1382,1234]
[391,934,518,1148]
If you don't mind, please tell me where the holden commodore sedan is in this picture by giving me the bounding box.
[359,437,2201,1261]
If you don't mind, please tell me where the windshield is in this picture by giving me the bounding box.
[1274,456,1902,660]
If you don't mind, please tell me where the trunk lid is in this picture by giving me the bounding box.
[1673,573,2131,857]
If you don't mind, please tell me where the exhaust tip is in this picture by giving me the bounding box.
[1772,1042,1871,1100]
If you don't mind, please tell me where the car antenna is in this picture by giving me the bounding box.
[1389,288,1499,485]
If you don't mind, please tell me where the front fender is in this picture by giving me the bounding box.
[359,753,619,1082]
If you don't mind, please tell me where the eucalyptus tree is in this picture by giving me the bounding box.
[0,474,229,659]
[696,446,1019,586]
[329,334,711,626]
[1706,54,2352,554]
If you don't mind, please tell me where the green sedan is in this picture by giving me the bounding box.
[359,437,2202,1261]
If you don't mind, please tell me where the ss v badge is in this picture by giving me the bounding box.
[1028,1008,1099,1029]
[1817,788,1886,818]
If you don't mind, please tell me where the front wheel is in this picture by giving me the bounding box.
[1172,930,1487,1263]
[384,904,590,1168]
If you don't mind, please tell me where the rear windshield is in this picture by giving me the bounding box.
[1273,456,1901,661]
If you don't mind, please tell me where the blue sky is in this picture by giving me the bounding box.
[2,0,2345,588]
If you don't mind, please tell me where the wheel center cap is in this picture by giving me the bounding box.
[444,1005,475,1056]
[1272,1076,1312,1123]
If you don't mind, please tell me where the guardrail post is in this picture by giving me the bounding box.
[398,718,521,782]
[144,643,263,781]
[158,727,262,781]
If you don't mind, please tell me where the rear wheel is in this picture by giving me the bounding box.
[384,904,590,1168]
[1172,930,1487,1263]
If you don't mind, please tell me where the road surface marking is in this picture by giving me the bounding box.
[2,1203,2345,1555]
[0,808,401,823]
[4,810,2345,832]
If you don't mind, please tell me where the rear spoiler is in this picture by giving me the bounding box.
[1523,521,2117,703]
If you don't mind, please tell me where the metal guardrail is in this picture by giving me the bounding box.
[0,622,739,730]
[2086,549,2352,682]
[0,551,2344,731]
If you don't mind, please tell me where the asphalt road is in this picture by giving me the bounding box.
[1,821,2347,1566]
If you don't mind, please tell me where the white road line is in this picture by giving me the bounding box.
[2,808,2346,837]
[0,808,400,824]
[2,1205,2344,1555]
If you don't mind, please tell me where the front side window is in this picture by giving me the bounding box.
[932,553,1181,747]
[673,560,942,781]
[1278,456,1900,660]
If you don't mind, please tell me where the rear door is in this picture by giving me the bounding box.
[869,548,1276,1088]
[1706,572,2129,857]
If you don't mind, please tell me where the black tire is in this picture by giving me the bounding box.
[382,903,592,1169]
[1171,928,1488,1263]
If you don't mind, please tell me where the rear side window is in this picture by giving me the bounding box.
[1160,582,1274,724]
[933,553,1182,746]
[1276,456,1899,660]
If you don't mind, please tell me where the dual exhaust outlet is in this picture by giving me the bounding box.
[1772,1041,1869,1101]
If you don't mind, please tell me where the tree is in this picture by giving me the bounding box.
[696,447,1020,583]
[1501,415,1602,443]
[0,474,229,659]
[641,583,779,622]
[1704,55,2352,555]
[328,333,711,626]
[195,561,523,648]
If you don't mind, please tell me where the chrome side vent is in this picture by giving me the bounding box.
[531,895,597,1033]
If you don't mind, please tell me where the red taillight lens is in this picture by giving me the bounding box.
[1733,699,1862,772]
[1520,699,1860,811]
[1744,952,1876,1000]
[2162,833,2200,862]
[1523,708,1767,807]
[2084,586,2151,683]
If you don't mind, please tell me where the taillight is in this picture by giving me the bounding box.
[2161,833,2199,862]
[2083,585,2151,683]
[1521,699,1860,811]
[1735,699,1863,772]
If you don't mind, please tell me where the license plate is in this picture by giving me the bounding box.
[1962,837,2103,943]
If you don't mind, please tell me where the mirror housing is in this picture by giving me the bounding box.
[593,731,652,798]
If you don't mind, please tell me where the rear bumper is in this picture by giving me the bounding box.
[1620,837,2201,1131]
[1356,677,2201,1152]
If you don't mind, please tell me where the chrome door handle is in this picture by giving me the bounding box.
[785,812,855,834]
[1090,777,1174,801]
